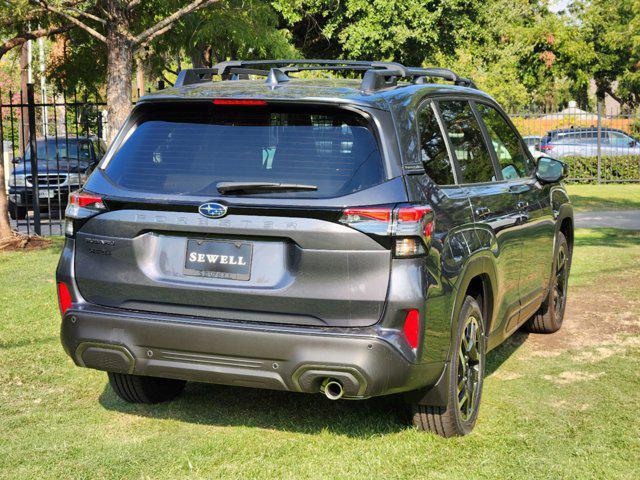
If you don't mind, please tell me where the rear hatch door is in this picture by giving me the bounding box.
[74,101,406,328]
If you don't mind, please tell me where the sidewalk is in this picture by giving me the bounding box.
[574,210,640,230]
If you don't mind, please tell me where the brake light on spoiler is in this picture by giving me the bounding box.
[339,205,434,257]
[213,99,267,106]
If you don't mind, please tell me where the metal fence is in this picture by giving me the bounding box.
[2,87,640,237]
[509,105,640,184]
[1,84,108,236]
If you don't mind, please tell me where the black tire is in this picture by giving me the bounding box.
[108,372,186,404]
[8,201,27,220]
[524,232,570,334]
[412,296,486,437]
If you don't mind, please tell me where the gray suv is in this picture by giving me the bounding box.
[56,60,573,437]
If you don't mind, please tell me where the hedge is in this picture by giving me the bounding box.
[561,155,640,183]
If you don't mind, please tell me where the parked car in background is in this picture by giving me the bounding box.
[540,127,640,158]
[523,135,544,159]
[57,59,573,437]
[7,136,106,220]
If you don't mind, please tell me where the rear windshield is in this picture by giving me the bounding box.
[103,103,384,198]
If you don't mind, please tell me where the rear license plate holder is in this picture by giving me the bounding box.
[184,239,252,280]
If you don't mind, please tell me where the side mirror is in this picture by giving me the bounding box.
[630,140,638,148]
[535,156,568,184]
[12,156,22,164]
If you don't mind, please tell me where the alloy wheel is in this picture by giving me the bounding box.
[553,243,569,313]
[457,315,483,422]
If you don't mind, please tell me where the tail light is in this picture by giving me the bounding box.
[339,205,434,257]
[402,309,420,349]
[57,282,72,316]
[540,145,553,151]
[64,191,106,237]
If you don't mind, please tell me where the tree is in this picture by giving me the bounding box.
[147,0,296,85]
[0,1,71,239]
[574,0,640,107]
[275,0,592,111]
[275,0,481,65]
[34,0,220,139]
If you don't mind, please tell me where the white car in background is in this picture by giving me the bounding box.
[523,135,545,159]
[541,128,640,158]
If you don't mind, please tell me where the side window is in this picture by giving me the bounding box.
[417,102,455,185]
[476,103,533,179]
[608,131,634,147]
[438,100,496,184]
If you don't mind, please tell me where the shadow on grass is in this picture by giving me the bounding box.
[99,381,409,437]
[98,332,529,436]
[486,331,528,377]
[573,228,640,248]
[570,194,640,212]
[0,334,58,350]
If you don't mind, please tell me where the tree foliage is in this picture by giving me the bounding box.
[276,0,639,111]
[147,0,297,85]
[574,0,640,106]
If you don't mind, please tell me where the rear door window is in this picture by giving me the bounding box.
[556,132,599,144]
[438,100,496,184]
[103,103,385,198]
[416,101,455,185]
[476,103,532,179]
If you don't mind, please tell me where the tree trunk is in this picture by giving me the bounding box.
[0,156,12,239]
[106,31,133,143]
[135,56,145,99]
[19,43,30,157]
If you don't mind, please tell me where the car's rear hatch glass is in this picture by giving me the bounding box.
[102,102,385,198]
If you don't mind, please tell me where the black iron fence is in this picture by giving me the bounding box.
[2,86,640,237]
[1,84,108,236]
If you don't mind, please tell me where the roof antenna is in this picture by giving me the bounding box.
[265,68,290,86]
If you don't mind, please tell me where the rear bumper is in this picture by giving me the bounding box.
[60,305,445,399]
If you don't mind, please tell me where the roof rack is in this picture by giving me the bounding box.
[173,59,476,92]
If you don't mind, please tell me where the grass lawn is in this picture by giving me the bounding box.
[566,183,640,211]
[1,231,639,479]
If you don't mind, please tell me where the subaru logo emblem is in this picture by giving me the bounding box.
[198,202,228,219]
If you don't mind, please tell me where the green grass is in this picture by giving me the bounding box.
[1,231,639,479]
[566,184,640,211]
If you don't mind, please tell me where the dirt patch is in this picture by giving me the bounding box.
[0,231,52,252]
[526,277,640,354]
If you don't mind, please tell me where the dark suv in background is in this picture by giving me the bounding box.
[56,60,573,437]
[8,136,105,220]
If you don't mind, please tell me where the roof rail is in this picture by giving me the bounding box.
[172,59,476,92]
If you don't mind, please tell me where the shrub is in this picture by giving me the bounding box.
[562,155,640,183]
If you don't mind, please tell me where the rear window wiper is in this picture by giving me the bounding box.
[216,182,318,195]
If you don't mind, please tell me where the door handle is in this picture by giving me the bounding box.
[475,206,491,218]
[516,200,529,210]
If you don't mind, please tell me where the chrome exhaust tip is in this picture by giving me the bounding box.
[321,378,344,400]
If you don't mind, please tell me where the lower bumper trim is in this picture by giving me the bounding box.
[61,306,445,399]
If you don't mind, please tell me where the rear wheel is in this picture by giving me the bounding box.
[524,232,570,334]
[108,372,186,404]
[8,201,27,220]
[412,296,486,437]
